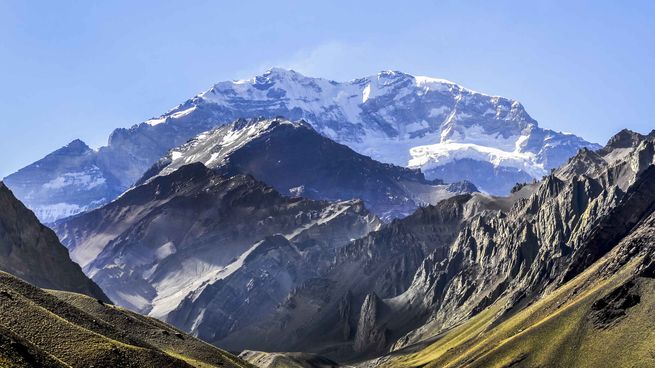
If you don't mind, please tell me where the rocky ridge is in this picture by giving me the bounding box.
[139,117,477,220]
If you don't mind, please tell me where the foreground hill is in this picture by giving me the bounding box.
[139,118,476,220]
[0,271,251,368]
[0,182,108,302]
[4,69,597,222]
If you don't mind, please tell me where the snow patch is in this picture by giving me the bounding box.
[362,84,371,103]
[43,169,106,190]
[145,117,166,126]
[169,106,197,119]
[115,291,151,311]
[155,242,177,260]
[146,106,197,126]
[409,142,546,178]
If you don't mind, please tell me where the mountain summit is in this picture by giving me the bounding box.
[4,69,598,221]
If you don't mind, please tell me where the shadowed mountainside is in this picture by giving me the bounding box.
[0,182,108,302]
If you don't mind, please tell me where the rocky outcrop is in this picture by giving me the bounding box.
[354,293,388,354]
[589,279,641,329]
[369,213,655,368]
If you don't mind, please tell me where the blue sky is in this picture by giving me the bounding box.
[1,0,654,177]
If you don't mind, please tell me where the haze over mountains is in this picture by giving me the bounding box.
[54,161,382,317]
[3,69,598,223]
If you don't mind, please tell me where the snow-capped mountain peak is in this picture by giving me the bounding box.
[6,68,599,221]
[177,68,597,193]
[162,118,300,176]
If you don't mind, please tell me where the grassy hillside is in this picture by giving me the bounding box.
[0,271,252,368]
[382,254,655,367]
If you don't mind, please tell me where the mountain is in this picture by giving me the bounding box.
[205,193,484,359]
[0,181,109,302]
[4,69,598,222]
[203,129,655,365]
[178,68,599,189]
[139,117,477,220]
[356,129,655,367]
[2,140,124,223]
[0,270,251,367]
[53,162,381,329]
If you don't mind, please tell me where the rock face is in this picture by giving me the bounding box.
[53,162,381,336]
[377,128,655,354]
[140,117,476,220]
[4,69,597,221]
[213,194,475,359]
[589,279,641,329]
[0,181,108,302]
[208,129,654,363]
[354,293,388,354]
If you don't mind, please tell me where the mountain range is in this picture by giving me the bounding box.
[53,161,382,323]
[161,128,653,366]
[48,127,655,367]
[3,68,654,368]
[3,69,598,223]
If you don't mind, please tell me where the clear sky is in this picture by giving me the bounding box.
[1,0,654,177]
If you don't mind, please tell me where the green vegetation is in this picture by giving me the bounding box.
[0,271,252,368]
[388,257,655,368]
